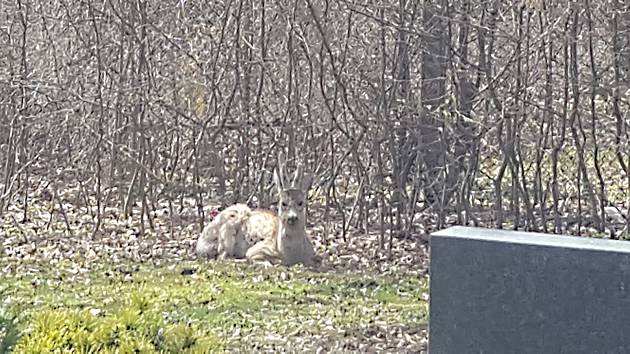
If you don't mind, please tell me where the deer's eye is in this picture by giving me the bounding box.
[297,201,303,207]
[282,202,288,207]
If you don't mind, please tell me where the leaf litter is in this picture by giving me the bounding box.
[0,179,430,352]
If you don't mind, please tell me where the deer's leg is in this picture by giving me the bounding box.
[196,222,221,259]
[217,223,238,259]
[246,239,282,265]
[233,229,250,259]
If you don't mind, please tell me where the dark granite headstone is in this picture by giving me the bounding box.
[429,226,630,354]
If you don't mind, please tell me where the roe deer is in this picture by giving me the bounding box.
[195,203,252,259]
[244,156,320,267]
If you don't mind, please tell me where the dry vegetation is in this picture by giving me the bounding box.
[0,0,629,351]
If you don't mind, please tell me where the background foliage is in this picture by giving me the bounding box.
[0,0,628,250]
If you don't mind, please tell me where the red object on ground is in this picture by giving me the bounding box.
[208,208,220,220]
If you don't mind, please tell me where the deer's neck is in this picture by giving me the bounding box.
[277,221,306,241]
[276,221,307,254]
[276,221,312,266]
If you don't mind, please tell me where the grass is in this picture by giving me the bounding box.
[0,259,428,352]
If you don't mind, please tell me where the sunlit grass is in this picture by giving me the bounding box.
[0,259,428,352]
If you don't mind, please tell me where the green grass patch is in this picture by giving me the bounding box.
[0,259,428,352]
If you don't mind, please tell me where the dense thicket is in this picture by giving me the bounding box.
[1,0,628,242]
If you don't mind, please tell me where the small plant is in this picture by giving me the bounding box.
[12,302,224,353]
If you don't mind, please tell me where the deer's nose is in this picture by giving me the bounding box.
[286,211,298,224]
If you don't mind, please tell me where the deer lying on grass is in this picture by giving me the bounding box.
[195,203,252,260]
[195,156,320,267]
[244,158,320,267]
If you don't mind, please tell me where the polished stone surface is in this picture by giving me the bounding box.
[429,226,630,354]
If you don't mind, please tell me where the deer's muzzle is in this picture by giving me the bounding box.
[286,210,298,225]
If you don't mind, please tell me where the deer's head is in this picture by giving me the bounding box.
[274,154,313,228]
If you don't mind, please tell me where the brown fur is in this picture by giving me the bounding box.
[242,209,282,264]
[195,204,251,259]
[244,159,320,267]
